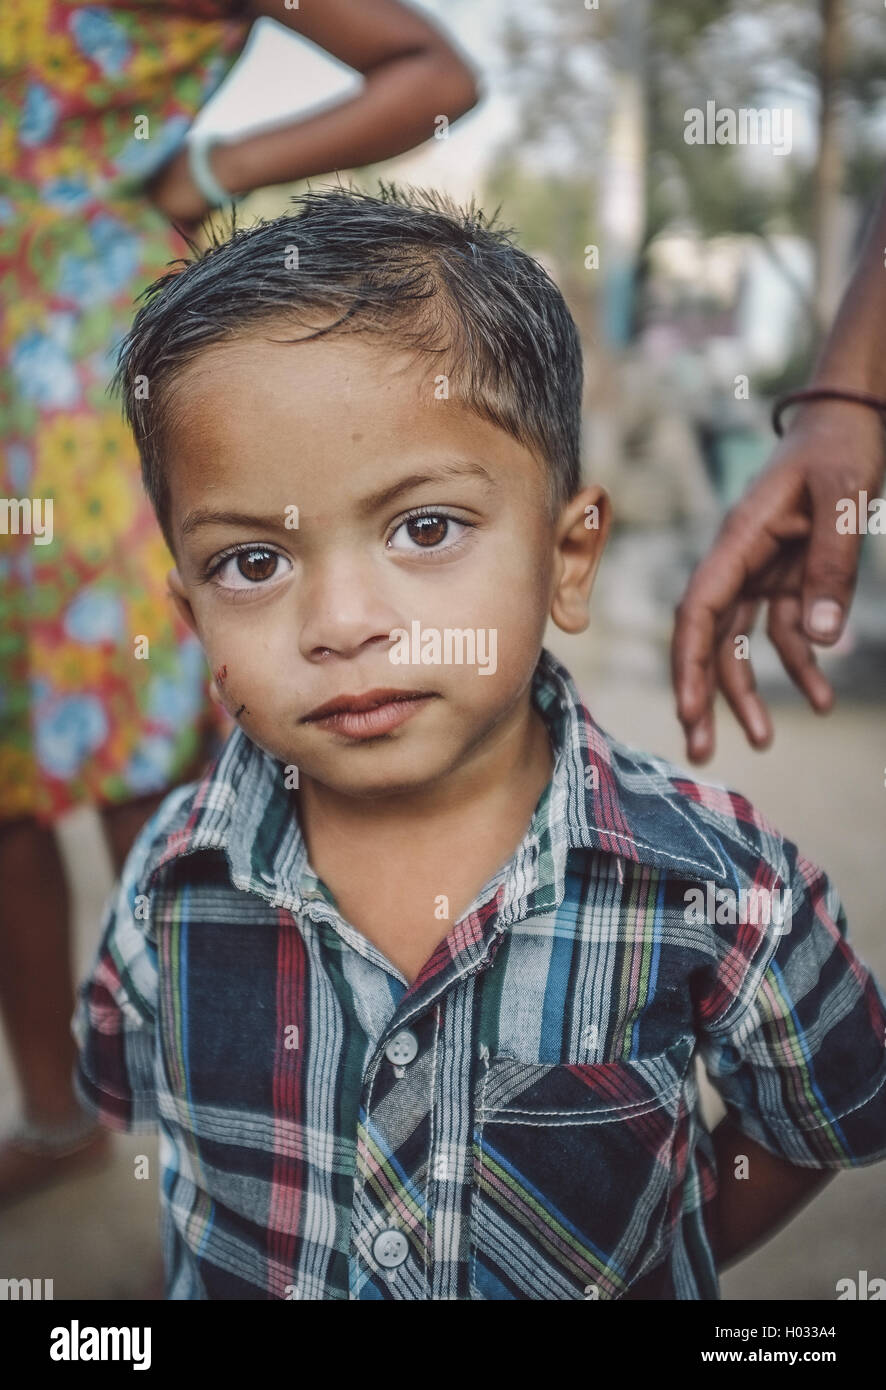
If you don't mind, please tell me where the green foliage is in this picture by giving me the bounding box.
[485,162,597,271]
[496,0,886,250]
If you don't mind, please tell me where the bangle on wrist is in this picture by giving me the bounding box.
[186,128,242,209]
[772,386,886,437]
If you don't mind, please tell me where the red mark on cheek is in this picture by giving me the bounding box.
[213,664,245,718]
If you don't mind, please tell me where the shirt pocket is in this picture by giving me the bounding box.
[469,1034,694,1300]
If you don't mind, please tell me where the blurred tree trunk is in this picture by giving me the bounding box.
[813,0,845,336]
[599,0,649,349]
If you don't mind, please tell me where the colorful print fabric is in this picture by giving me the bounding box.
[0,0,249,822]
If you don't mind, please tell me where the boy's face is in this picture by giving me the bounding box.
[166,328,609,802]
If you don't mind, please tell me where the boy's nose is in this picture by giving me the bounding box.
[298,556,403,662]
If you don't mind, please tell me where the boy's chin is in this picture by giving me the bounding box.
[287,742,463,802]
[326,775,442,803]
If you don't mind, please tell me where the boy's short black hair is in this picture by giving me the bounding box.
[110,181,584,550]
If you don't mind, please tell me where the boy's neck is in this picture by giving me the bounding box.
[296,689,554,858]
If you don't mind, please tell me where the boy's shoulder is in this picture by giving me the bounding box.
[539,648,815,914]
[567,703,797,895]
[570,720,845,996]
[118,722,283,904]
[122,777,209,900]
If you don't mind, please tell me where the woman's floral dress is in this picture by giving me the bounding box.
[0,0,251,824]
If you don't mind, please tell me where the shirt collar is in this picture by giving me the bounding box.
[145,646,727,918]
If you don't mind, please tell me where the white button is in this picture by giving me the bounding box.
[373,1228,408,1268]
[385,1030,418,1066]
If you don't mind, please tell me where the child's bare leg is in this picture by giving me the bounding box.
[0,815,111,1205]
[0,817,82,1128]
[0,791,164,1205]
[0,792,165,1121]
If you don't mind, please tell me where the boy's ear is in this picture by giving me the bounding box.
[166,566,199,637]
[549,484,612,635]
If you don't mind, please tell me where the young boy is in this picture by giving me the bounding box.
[73,185,886,1301]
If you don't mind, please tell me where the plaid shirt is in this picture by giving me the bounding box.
[73,647,886,1300]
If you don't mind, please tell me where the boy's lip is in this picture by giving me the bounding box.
[301,687,438,722]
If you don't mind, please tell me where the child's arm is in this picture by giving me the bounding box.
[695,839,886,1276]
[709,1115,834,1271]
[71,800,174,1131]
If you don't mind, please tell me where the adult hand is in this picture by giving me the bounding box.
[671,399,886,763]
[142,146,214,242]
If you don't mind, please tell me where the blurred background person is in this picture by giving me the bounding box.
[0,0,477,1206]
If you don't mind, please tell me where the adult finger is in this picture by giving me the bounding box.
[713,598,773,751]
[765,593,835,713]
[672,515,764,759]
[672,540,743,716]
[801,476,865,644]
[671,583,719,762]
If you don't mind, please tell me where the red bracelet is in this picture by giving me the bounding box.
[772,386,886,437]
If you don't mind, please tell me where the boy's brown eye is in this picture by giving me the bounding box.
[387,511,471,555]
[236,548,277,581]
[406,515,448,546]
[211,545,291,591]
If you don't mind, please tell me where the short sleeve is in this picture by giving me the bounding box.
[696,844,886,1168]
[71,809,169,1133]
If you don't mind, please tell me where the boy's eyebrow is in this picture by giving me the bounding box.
[179,461,497,538]
[180,507,286,538]
[354,460,497,516]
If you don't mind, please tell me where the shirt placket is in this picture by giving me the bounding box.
[234,788,546,1301]
[347,888,514,1301]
